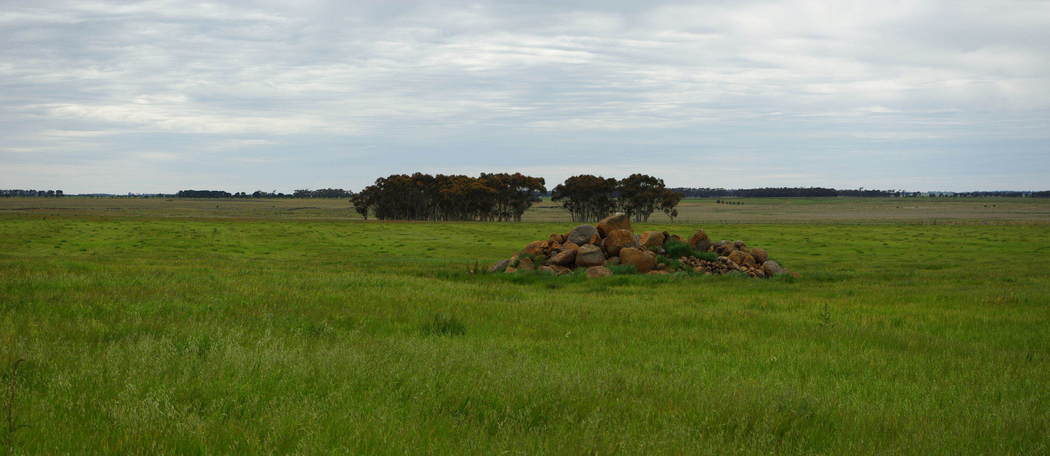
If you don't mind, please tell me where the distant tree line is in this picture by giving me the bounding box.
[174,189,352,198]
[954,191,1047,198]
[671,187,902,198]
[176,190,233,198]
[292,188,352,198]
[552,174,683,222]
[1,189,64,197]
[350,173,547,221]
[670,187,1050,198]
[140,185,1050,202]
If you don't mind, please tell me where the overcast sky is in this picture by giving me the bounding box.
[2,0,1049,193]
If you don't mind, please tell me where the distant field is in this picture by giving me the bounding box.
[1,201,1048,453]
[2,196,1049,224]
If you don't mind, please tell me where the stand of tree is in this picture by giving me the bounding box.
[1,189,63,197]
[552,174,683,222]
[350,173,547,221]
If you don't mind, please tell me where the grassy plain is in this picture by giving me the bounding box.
[3,196,1048,224]
[1,198,1049,454]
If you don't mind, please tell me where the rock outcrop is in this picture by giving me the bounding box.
[492,214,794,278]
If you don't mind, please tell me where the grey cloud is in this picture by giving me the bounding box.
[1,0,1048,192]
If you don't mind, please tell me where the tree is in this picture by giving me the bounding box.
[551,174,681,222]
[617,173,665,222]
[350,172,546,221]
[659,189,683,223]
[479,173,547,221]
[551,175,619,222]
[349,190,373,220]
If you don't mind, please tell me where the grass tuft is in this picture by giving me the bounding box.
[421,313,466,337]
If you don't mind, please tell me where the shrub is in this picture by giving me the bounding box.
[663,240,694,258]
[663,240,718,261]
[693,251,718,261]
[655,255,682,271]
[609,264,638,275]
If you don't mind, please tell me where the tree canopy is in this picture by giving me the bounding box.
[552,174,683,222]
[350,173,546,221]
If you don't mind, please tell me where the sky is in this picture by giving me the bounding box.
[2,0,1049,193]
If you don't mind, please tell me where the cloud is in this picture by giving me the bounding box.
[1,0,1049,192]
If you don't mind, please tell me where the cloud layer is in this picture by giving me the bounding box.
[3,0,1049,192]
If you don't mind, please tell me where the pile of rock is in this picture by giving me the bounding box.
[489,213,793,278]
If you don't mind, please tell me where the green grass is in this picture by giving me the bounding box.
[1,215,1049,454]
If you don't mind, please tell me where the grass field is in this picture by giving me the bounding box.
[1,199,1049,454]
[3,196,1049,224]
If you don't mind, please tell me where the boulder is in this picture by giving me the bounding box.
[548,233,566,244]
[605,256,621,266]
[560,241,580,251]
[668,234,684,243]
[719,256,741,271]
[728,250,756,267]
[762,260,787,276]
[603,229,638,256]
[619,247,657,273]
[639,231,667,249]
[733,240,747,250]
[521,240,547,256]
[750,247,769,264]
[541,265,571,276]
[590,232,602,245]
[575,244,606,268]
[516,256,536,271]
[586,266,613,278]
[547,264,572,275]
[714,240,734,256]
[488,259,510,273]
[547,248,577,266]
[596,213,631,236]
[688,230,712,252]
[566,225,598,246]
